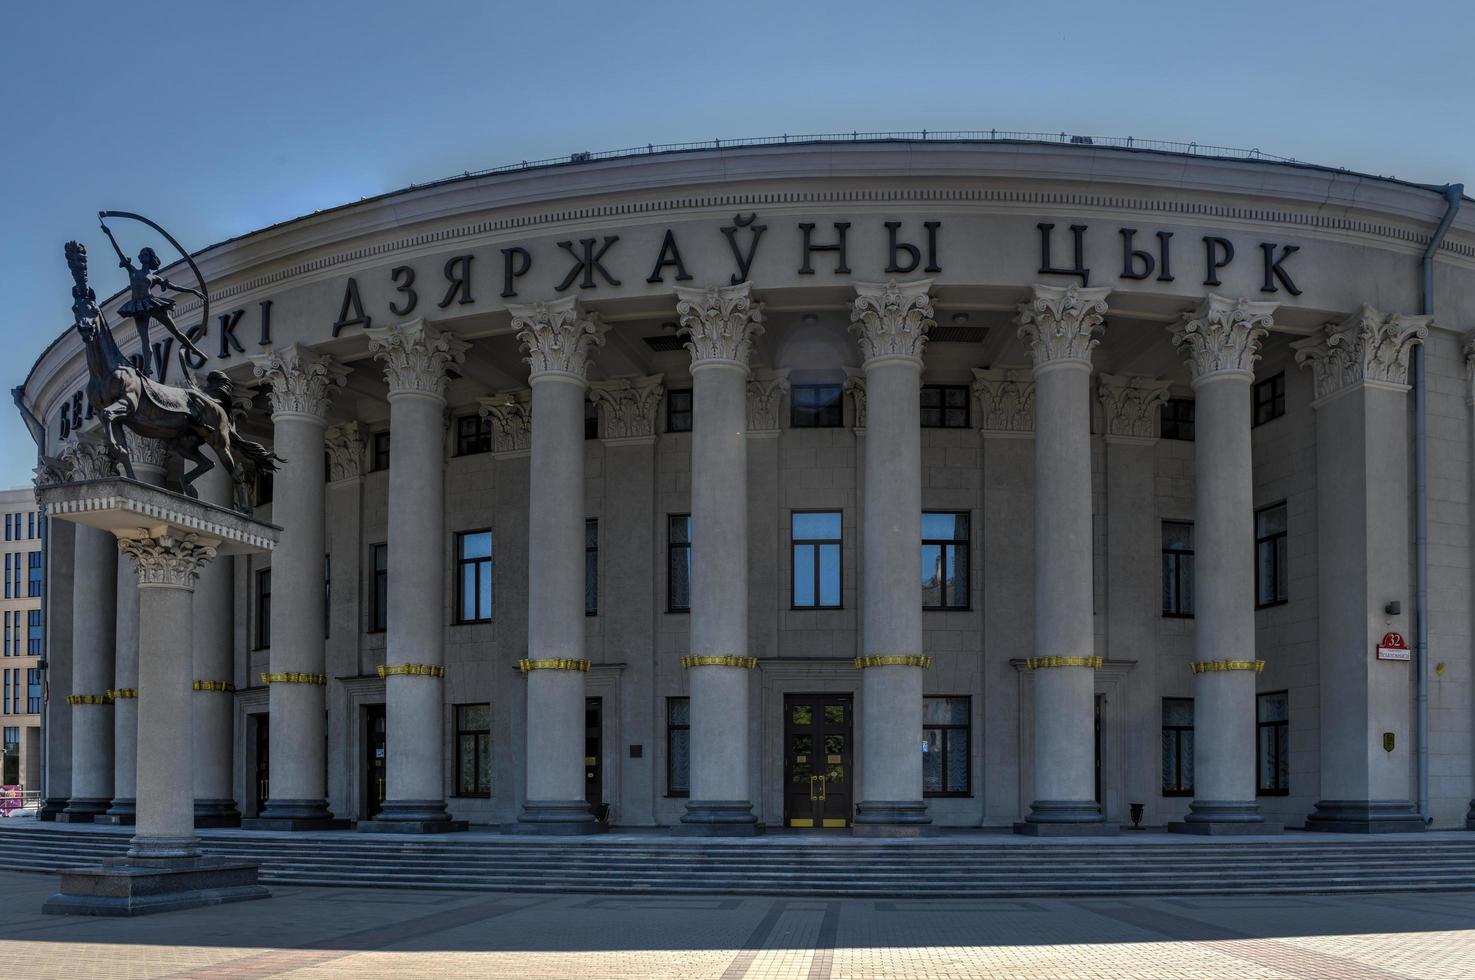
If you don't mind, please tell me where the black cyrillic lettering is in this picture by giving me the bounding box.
[556,237,621,290]
[798,222,850,275]
[257,300,273,346]
[332,277,372,337]
[217,309,245,359]
[721,213,766,285]
[183,323,208,371]
[1119,228,1154,280]
[1260,243,1302,295]
[1038,223,1090,285]
[646,229,693,283]
[1203,237,1234,286]
[437,254,474,308]
[500,247,531,297]
[885,221,921,274]
[1155,231,1174,282]
[388,266,417,317]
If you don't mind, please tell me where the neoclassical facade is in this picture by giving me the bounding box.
[16,139,1475,835]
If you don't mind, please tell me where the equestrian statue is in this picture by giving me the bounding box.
[65,223,281,514]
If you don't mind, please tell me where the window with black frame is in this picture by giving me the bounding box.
[1161,397,1195,441]
[923,696,970,796]
[455,531,493,624]
[1253,372,1286,426]
[668,515,691,612]
[666,696,690,796]
[1255,503,1289,607]
[28,551,41,597]
[1161,697,1194,795]
[790,384,843,428]
[921,512,969,609]
[254,568,271,649]
[27,610,41,655]
[455,415,492,456]
[1162,521,1194,617]
[372,431,391,471]
[454,703,490,797]
[667,389,693,433]
[920,385,970,428]
[1257,691,1290,795]
[584,399,599,440]
[791,512,842,609]
[585,519,598,616]
[27,668,40,713]
[370,544,388,632]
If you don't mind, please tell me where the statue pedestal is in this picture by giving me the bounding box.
[36,478,279,916]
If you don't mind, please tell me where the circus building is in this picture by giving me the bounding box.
[14,133,1475,839]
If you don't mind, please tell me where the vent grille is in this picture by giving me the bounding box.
[642,335,686,352]
[929,325,988,344]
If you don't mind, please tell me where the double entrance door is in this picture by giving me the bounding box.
[784,694,853,829]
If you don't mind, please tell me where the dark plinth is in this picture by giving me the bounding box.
[1169,799,1271,835]
[43,856,268,917]
[357,799,468,834]
[1467,799,1475,831]
[58,799,110,823]
[1014,799,1119,836]
[677,800,764,836]
[513,799,606,835]
[98,799,137,826]
[241,798,349,832]
[1305,800,1426,834]
[852,800,935,838]
[39,798,69,822]
[194,799,242,829]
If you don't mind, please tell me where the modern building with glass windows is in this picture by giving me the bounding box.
[0,487,45,801]
[15,135,1475,836]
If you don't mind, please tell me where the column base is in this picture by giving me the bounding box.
[98,799,137,826]
[1305,800,1426,834]
[194,800,242,829]
[852,800,934,837]
[1014,800,1117,836]
[241,798,348,831]
[58,798,110,823]
[1467,800,1475,831]
[513,799,605,835]
[358,799,468,834]
[1169,799,1269,835]
[39,798,69,822]
[43,856,268,917]
[677,800,763,836]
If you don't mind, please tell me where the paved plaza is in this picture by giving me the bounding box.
[1,870,1473,979]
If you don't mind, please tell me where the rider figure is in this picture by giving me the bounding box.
[100,220,209,377]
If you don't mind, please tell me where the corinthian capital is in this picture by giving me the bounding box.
[478,390,532,456]
[971,368,1036,435]
[1016,284,1111,372]
[675,283,765,368]
[589,375,664,442]
[1292,305,1429,403]
[54,437,117,481]
[366,319,470,401]
[129,436,170,473]
[249,344,348,420]
[1098,374,1173,441]
[118,531,216,590]
[1170,294,1277,383]
[510,297,607,382]
[850,280,935,366]
[324,422,364,482]
[747,369,791,434]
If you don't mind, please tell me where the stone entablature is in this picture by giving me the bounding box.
[1292,305,1430,402]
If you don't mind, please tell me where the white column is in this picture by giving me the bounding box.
[35,459,75,819]
[1296,307,1428,832]
[1168,294,1276,834]
[511,297,608,833]
[362,319,468,831]
[191,462,239,826]
[248,344,347,828]
[1014,283,1116,835]
[851,280,936,835]
[673,284,764,833]
[119,532,217,860]
[56,440,117,820]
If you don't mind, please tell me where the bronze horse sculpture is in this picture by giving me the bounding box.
[66,240,280,512]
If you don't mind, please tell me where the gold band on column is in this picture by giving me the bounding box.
[260,672,327,685]
[65,693,113,705]
[681,655,759,669]
[106,688,138,700]
[1190,659,1265,673]
[854,655,933,669]
[377,663,446,678]
[193,680,236,693]
[518,658,591,673]
[1026,656,1103,670]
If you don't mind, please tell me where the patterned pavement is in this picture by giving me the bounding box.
[1,870,1473,979]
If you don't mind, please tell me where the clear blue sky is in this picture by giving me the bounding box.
[3,0,1471,487]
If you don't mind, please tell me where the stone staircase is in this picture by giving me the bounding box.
[2,825,1473,898]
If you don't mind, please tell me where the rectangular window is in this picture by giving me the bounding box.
[253,471,273,508]
[254,568,271,649]
[2,611,9,657]
[791,511,842,609]
[1161,398,1195,441]
[667,389,693,433]
[3,515,9,540]
[372,431,391,471]
[1162,522,1195,617]
[455,415,492,456]
[1253,372,1286,427]
[454,531,494,624]
[666,696,690,797]
[1257,691,1290,795]
[584,398,599,440]
[790,384,843,428]
[1255,503,1289,607]
[27,611,41,656]
[920,385,970,428]
[2,727,14,749]
[454,703,491,797]
[370,544,388,631]
[923,696,970,796]
[3,552,9,598]
[26,668,40,713]
[667,516,691,612]
[1,675,7,715]
[28,512,34,539]
[29,551,42,598]
[1161,698,1194,795]
[585,519,598,616]
[921,512,970,610]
